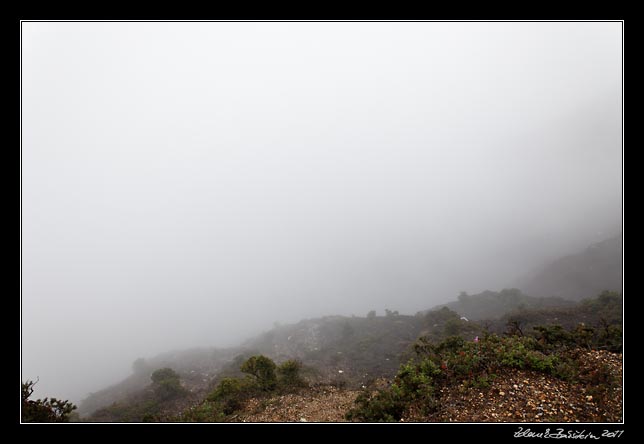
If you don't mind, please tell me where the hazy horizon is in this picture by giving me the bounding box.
[21,21,622,404]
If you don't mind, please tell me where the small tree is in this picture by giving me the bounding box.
[277,360,305,387]
[505,319,524,337]
[240,355,277,391]
[21,380,77,423]
[150,368,186,400]
[367,310,376,319]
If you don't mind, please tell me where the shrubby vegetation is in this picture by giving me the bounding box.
[423,306,480,340]
[151,368,187,400]
[277,359,306,387]
[177,355,306,422]
[89,367,188,422]
[240,355,277,391]
[347,292,622,422]
[440,288,574,321]
[81,291,620,423]
[21,380,77,422]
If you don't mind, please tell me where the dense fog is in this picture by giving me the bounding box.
[21,22,621,404]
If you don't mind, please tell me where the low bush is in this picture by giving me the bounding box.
[277,359,306,388]
[240,355,277,391]
[150,368,187,400]
[346,388,406,422]
[21,380,77,423]
[196,355,308,419]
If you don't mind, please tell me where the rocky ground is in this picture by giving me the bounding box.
[235,385,360,422]
[230,350,622,423]
[404,350,622,423]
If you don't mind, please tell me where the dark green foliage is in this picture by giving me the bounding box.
[534,321,622,353]
[207,377,257,415]
[581,291,622,324]
[394,359,440,401]
[346,358,440,422]
[178,401,226,422]
[240,355,277,391]
[207,377,253,403]
[533,324,572,347]
[346,388,406,422]
[150,367,180,384]
[277,359,305,387]
[21,380,77,423]
[435,335,466,353]
[505,319,525,336]
[92,399,162,422]
[150,368,186,400]
[192,355,307,420]
[347,317,622,422]
[596,321,622,353]
[89,368,186,421]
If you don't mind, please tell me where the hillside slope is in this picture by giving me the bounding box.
[79,289,622,421]
[437,288,574,321]
[519,235,622,301]
[243,314,425,386]
[78,347,244,417]
[204,349,622,423]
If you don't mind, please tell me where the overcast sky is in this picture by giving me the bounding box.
[21,22,622,403]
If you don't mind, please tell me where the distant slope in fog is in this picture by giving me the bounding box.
[435,288,575,321]
[77,236,623,419]
[519,235,622,301]
[77,347,243,417]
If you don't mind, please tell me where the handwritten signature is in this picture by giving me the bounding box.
[514,427,624,439]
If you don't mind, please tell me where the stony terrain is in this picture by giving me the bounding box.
[237,386,360,422]
[229,350,622,423]
[410,351,622,422]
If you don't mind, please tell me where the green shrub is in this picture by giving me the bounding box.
[21,380,77,423]
[347,327,619,421]
[435,335,466,353]
[240,355,277,391]
[533,325,573,349]
[597,323,622,353]
[207,376,256,414]
[150,368,186,400]
[525,350,558,373]
[179,401,226,422]
[393,360,436,403]
[202,355,293,417]
[277,360,306,388]
[346,389,406,422]
[151,368,180,384]
[93,399,161,422]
